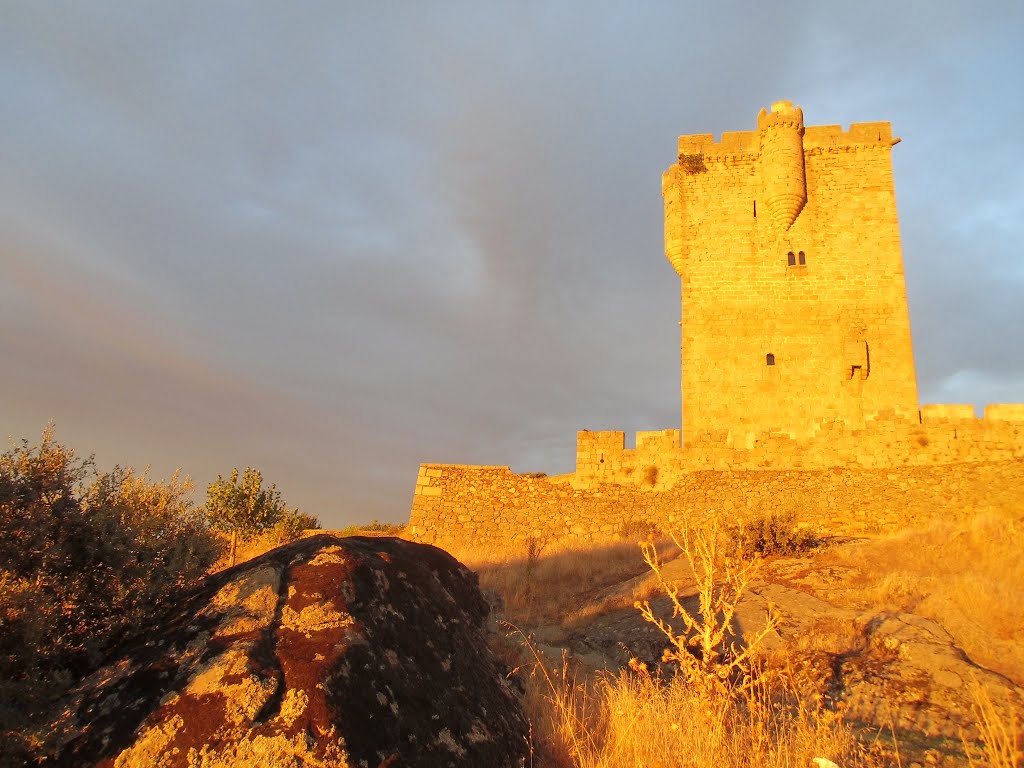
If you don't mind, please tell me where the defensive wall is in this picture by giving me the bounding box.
[574,405,1024,482]
[408,408,1024,549]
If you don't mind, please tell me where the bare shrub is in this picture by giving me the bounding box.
[509,522,888,767]
[725,510,817,559]
[637,519,781,697]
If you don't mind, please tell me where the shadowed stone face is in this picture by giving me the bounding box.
[44,535,529,768]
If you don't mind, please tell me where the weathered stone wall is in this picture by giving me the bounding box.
[573,411,1024,487]
[407,458,1024,550]
[663,102,919,444]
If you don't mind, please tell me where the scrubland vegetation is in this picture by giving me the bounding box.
[2,425,1020,767]
[826,511,1024,688]
[0,427,316,764]
[458,521,889,767]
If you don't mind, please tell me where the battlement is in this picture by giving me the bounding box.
[571,408,1024,490]
[918,404,1024,422]
[678,121,896,158]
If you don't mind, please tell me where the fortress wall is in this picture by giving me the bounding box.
[571,413,1024,488]
[677,122,895,157]
[407,459,1024,551]
[987,404,1024,421]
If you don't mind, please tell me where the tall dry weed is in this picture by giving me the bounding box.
[636,520,780,697]
[511,521,890,768]
[963,681,1023,768]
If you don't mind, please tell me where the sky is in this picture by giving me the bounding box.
[2,2,1022,528]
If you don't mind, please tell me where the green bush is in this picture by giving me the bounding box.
[0,427,222,762]
[205,467,295,565]
[270,508,322,544]
[725,510,817,559]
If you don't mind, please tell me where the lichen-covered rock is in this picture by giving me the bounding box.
[43,535,528,767]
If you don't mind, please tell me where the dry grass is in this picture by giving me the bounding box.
[826,509,1024,685]
[209,529,293,571]
[460,513,1024,767]
[505,521,892,768]
[519,660,890,768]
[448,536,680,627]
[963,681,1023,768]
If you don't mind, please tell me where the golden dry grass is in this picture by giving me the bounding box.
[519,660,890,768]
[824,509,1024,686]
[963,682,1023,768]
[448,536,680,628]
[470,512,1024,768]
[499,522,894,768]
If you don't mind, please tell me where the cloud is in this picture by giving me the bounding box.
[1,2,1022,525]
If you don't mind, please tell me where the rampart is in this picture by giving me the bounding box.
[408,457,1024,551]
[574,406,1024,484]
[408,409,1024,549]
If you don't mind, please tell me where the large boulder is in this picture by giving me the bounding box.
[43,535,528,767]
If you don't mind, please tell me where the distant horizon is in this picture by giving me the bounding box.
[3,3,1022,527]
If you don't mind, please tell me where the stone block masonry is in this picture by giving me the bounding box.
[408,459,1024,551]
[664,101,918,444]
[407,102,1024,550]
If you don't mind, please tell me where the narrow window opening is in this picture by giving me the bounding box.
[766,353,776,366]
[787,252,796,266]
[753,200,757,217]
[798,250,806,265]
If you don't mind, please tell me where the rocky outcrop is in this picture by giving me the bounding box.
[43,535,528,767]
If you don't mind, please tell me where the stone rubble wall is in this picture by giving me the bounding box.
[407,454,1024,551]
[574,410,1024,486]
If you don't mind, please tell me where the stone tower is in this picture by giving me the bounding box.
[662,101,919,446]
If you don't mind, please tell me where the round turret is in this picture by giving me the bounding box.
[757,101,807,231]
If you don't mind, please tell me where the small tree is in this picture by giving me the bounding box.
[204,467,293,566]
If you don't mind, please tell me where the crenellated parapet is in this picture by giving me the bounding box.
[676,119,898,157]
[569,409,1024,490]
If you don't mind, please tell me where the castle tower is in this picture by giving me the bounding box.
[662,102,919,446]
